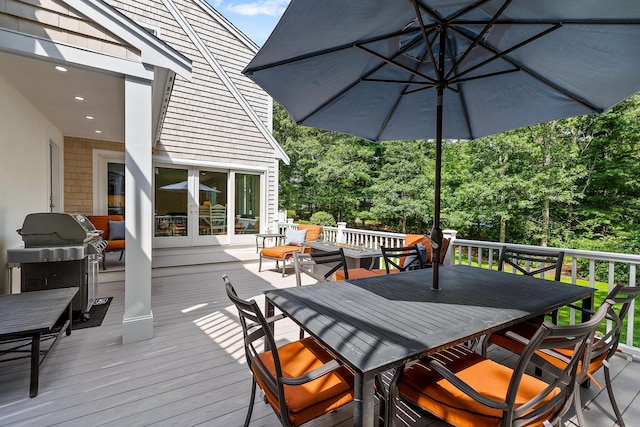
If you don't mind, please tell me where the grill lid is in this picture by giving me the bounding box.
[18,213,101,247]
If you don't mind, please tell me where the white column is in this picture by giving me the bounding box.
[122,75,154,344]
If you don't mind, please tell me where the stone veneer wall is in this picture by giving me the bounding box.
[64,137,123,214]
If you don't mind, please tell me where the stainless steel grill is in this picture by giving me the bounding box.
[7,213,108,321]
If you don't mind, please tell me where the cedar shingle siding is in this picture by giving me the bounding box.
[106,0,279,224]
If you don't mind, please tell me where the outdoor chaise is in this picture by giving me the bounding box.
[258,224,322,276]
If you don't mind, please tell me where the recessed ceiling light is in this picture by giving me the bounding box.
[74,96,84,101]
[86,116,94,120]
[55,66,67,72]
[95,130,102,134]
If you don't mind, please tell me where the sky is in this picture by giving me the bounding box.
[207,0,289,46]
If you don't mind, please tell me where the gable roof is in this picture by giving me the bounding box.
[163,0,289,163]
[66,0,192,80]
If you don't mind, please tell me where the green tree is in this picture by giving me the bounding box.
[369,140,432,233]
[572,95,640,240]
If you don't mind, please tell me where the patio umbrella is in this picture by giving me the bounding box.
[243,0,640,289]
[160,181,220,192]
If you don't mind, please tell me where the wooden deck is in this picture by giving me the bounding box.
[1,249,640,426]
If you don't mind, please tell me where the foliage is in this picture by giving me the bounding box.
[272,95,640,282]
[309,211,337,227]
[369,140,433,233]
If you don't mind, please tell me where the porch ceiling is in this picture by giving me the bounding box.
[0,50,125,143]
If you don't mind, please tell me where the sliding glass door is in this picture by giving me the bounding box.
[153,165,264,247]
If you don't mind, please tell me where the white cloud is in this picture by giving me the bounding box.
[225,0,289,16]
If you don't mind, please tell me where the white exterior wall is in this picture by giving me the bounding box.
[0,74,64,294]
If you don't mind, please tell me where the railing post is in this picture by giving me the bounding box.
[443,229,457,266]
[337,222,347,244]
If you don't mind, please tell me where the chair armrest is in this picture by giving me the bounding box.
[425,358,508,411]
[265,313,287,324]
[281,359,343,386]
[504,330,572,377]
[247,313,287,333]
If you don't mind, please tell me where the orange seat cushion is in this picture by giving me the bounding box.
[298,224,323,241]
[262,245,304,258]
[253,337,354,426]
[334,268,384,281]
[399,347,559,427]
[106,240,125,251]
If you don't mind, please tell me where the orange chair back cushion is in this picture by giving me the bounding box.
[399,350,559,427]
[298,224,323,242]
[87,215,124,240]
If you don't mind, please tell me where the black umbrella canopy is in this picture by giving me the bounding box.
[244,0,640,289]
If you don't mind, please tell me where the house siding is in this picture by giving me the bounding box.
[106,0,280,228]
[0,0,140,60]
[64,137,124,214]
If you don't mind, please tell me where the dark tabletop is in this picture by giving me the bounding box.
[265,265,594,375]
[0,288,78,336]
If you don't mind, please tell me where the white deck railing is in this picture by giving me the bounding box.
[452,238,640,358]
[277,222,640,357]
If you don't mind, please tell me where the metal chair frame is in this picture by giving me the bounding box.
[293,249,349,287]
[380,244,425,274]
[388,300,612,427]
[224,275,357,427]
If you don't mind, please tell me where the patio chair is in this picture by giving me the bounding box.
[387,299,612,427]
[293,249,348,287]
[405,233,451,267]
[223,275,357,427]
[498,246,565,324]
[468,246,566,352]
[498,246,565,280]
[259,224,323,277]
[293,248,385,282]
[483,283,640,427]
[199,203,226,234]
[379,244,425,274]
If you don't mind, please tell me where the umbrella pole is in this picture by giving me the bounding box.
[431,86,443,291]
[430,29,446,291]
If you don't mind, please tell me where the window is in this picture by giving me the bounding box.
[235,173,260,235]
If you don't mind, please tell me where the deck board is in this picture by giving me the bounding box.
[0,260,639,426]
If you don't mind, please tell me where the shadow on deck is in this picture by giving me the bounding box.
[1,258,639,426]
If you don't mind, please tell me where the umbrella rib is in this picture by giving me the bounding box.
[415,0,494,24]
[356,44,436,84]
[450,24,600,113]
[453,18,640,26]
[244,28,421,75]
[364,78,433,87]
[299,28,438,126]
[443,0,513,82]
[297,50,398,125]
[373,37,436,141]
[448,24,559,84]
[411,0,440,81]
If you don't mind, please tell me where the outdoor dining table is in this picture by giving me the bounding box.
[264,265,594,426]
